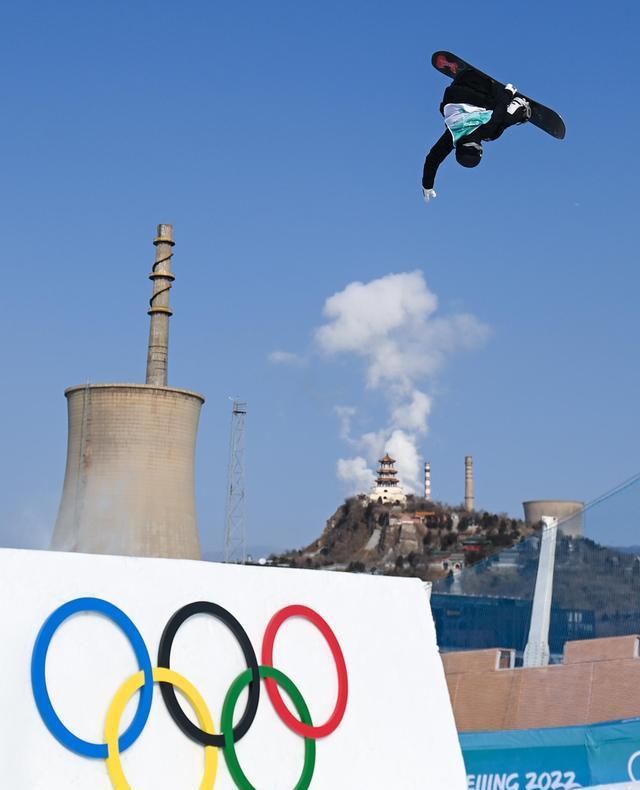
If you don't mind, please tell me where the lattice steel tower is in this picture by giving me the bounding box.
[224,400,247,562]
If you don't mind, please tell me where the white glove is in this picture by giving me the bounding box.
[423,187,437,203]
[505,83,517,95]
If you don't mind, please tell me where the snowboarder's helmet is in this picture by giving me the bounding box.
[455,140,483,168]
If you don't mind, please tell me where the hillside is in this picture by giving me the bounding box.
[270,496,534,582]
[268,498,640,641]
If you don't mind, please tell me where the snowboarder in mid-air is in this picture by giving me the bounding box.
[423,53,565,202]
[422,67,531,202]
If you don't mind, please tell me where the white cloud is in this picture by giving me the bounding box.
[316,271,488,393]
[338,428,423,495]
[386,430,421,493]
[268,350,304,365]
[316,271,438,356]
[390,390,432,434]
[318,271,490,493]
[334,406,357,441]
[337,457,375,494]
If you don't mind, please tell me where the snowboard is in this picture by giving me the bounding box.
[432,51,566,140]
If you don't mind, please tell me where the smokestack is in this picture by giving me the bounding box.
[424,461,432,500]
[146,223,175,387]
[50,225,204,560]
[464,455,475,512]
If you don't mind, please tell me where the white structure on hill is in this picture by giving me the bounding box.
[368,454,407,505]
[523,516,558,668]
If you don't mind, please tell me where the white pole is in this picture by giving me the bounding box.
[523,516,558,667]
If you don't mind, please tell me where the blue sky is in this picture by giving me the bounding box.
[1,0,638,554]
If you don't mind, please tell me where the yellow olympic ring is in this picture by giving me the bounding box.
[105,667,219,790]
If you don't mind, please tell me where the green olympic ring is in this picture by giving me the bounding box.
[221,666,316,790]
[32,598,348,789]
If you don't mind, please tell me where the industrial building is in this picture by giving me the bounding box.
[444,634,640,731]
[50,224,204,560]
[523,499,584,536]
[431,593,594,661]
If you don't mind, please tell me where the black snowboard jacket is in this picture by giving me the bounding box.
[422,71,519,190]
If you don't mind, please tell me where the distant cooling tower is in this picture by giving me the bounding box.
[50,225,204,560]
[522,500,584,537]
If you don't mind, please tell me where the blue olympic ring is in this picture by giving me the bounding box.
[30,597,154,758]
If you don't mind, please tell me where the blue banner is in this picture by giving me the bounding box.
[460,716,640,789]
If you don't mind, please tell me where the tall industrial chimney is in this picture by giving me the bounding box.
[464,455,475,512]
[424,461,432,500]
[146,224,175,386]
[50,225,204,560]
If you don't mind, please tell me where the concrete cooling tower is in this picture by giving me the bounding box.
[50,225,204,560]
[522,500,584,537]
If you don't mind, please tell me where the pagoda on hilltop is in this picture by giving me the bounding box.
[368,453,407,505]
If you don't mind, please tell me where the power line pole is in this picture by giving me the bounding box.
[224,400,247,562]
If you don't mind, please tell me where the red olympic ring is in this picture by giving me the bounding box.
[261,604,348,738]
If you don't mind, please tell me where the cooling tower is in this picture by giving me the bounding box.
[50,225,204,560]
[522,500,584,537]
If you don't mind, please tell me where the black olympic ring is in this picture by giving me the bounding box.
[157,601,261,748]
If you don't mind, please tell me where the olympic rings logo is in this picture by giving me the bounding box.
[31,597,348,789]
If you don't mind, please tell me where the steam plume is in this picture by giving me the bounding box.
[316,271,489,493]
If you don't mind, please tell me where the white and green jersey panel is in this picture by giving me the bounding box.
[443,102,493,143]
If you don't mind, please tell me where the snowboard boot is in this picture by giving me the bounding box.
[507,96,532,124]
